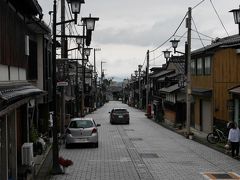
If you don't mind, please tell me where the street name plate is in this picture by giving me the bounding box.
[57,81,68,87]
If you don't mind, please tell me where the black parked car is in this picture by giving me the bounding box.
[109,108,130,124]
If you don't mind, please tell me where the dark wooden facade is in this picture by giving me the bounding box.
[191,36,240,132]
[0,0,27,68]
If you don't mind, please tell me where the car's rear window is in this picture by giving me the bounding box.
[69,120,93,128]
[113,109,128,113]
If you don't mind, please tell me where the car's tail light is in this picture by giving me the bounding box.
[92,128,97,134]
[66,128,71,134]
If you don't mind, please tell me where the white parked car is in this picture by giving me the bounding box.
[65,118,100,148]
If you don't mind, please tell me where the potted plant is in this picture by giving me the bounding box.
[30,126,43,156]
[188,132,194,140]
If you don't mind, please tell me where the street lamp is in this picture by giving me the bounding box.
[100,61,106,105]
[134,70,138,76]
[67,0,85,24]
[82,14,99,31]
[79,15,99,116]
[88,64,94,109]
[170,38,179,50]
[230,6,240,35]
[162,49,171,63]
[84,47,92,57]
[93,48,101,109]
[51,0,85,174]
[134,70,138,108]
[170,39,185,55]
[76,36,83,46]
[89,64,93,71]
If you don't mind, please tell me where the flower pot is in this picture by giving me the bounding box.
[189,135,193,140]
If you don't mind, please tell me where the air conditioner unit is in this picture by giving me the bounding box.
[236,49,240,54]
[21,143,33,166]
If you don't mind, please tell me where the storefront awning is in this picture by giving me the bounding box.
[0,85,44,101]
[0,83,45,113]
[229,86,240,95]
[159,84,181,93]
[192,88,212,97]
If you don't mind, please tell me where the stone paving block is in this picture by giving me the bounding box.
[50,102,240,180]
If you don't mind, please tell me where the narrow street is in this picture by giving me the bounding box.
[50,101,240,180]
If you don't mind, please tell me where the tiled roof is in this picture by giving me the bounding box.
[150,70,174,78]
[192,35,240,55]
[0,83,44,103]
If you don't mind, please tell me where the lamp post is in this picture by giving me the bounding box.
[81,47,90,117]
[170,39,188,75]
[93,72,98,107]
[170,39,186,55]
[138,65,142,109]
[88,64,94,110]
[76,36,83,48]
[94,48,101,109]
[83,48,92,112]
[100,61,106,105]
[163,50,171,63]
[146,50,150,113]
[75,37,83,116]
[80,14,99,117]
[134,70,138,107]
[230,5,240,35]
[51,0,83,174]
[66,0,85,24]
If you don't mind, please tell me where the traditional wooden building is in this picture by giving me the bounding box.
[0,0,52,179]
[191,35,240,133]
[155,56,186,126]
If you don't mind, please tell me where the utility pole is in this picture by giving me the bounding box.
[138,65,142,109]
[100,61,106,105]
[186,7,192,135]
[81,25,85,117]
[52,0,63,174]
[94,49,96,109]
[60,0,66,134]
[146,50,150,112]
[94,48,101,109]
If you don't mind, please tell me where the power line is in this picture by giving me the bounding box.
[192,0,206,10]
[192,17,205,48]
[190,30,214,39]
[209,0,229,36]
[142,53,147,67]
[149,12,188,53]
[174,35,212,41]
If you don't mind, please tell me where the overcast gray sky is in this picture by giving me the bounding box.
[38,0,239,81]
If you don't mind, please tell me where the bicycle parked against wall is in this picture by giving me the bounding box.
[207,126,227,144]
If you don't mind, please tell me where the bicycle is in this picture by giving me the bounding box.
[207,126,227,144]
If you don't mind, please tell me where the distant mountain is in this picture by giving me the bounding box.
[110,81,123,87]
[107,76,126,82]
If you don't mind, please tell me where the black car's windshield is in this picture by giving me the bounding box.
[69,120,94,128]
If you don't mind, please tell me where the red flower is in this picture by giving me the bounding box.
[58,157,73,167]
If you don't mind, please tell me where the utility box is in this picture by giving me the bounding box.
[21,143,33,166]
